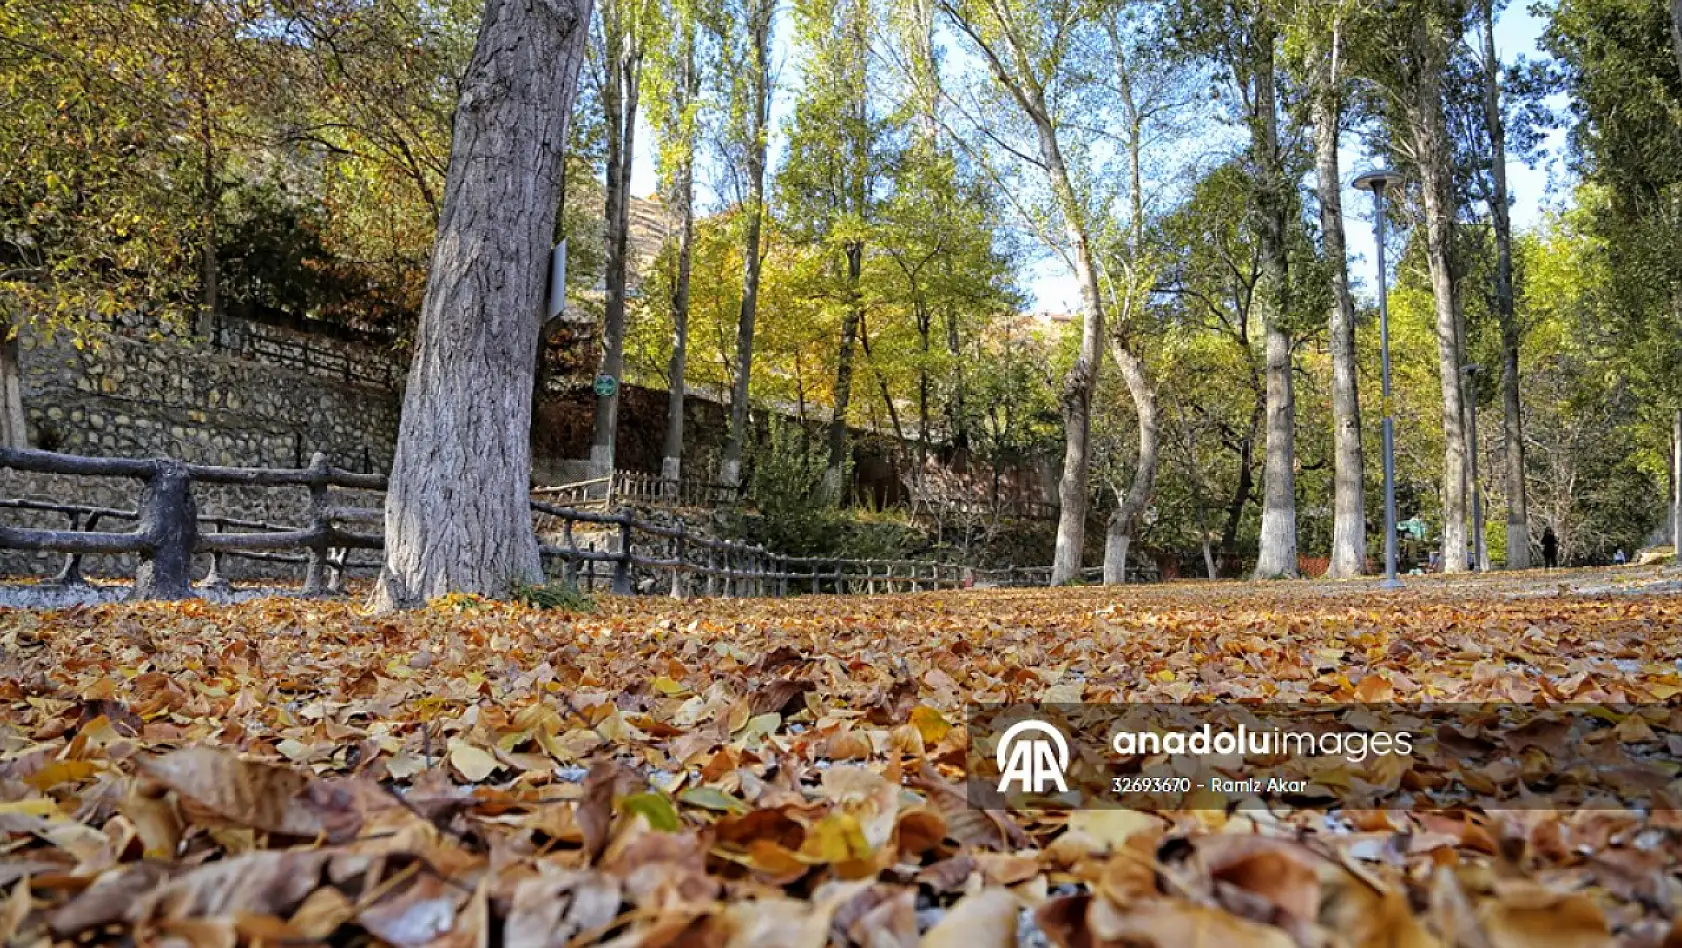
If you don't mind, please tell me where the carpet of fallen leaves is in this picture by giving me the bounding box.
[4,570,1682,947]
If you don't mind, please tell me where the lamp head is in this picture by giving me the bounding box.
[1353,167,1405,193]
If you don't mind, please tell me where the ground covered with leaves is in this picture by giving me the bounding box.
[3,569,1682,946]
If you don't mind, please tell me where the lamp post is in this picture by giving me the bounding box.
[1462,363,1487,571]
[1354,166,1405,590]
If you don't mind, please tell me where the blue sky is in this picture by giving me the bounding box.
[627,4,1571,312]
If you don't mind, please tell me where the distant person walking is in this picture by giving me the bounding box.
[1615,548,1627,566]
[1542,526,1559,570]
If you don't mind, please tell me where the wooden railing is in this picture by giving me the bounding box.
[529,500,1100,596]
[0,448,383,598]
[2,448,1140,599]
[909,490,1060,522]
[531,471,741,512]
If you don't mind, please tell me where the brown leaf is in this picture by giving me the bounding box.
[922,889,1020,948]
[138,748,356,839]
[134,850,328,922]
[357,871,464,948]
[504,869,623,948]
[1084,897,1297,948]
[1477,882,1613,948]
[750,678,815,718]
[49,862,172,937]
[1198,836,1321,926]
[0,876,31,945]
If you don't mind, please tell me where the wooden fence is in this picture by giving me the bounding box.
[0,448,383,598]
[531,470,741,511]
[2,448,1124,600]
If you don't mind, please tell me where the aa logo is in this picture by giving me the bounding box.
[995,719,1070,793]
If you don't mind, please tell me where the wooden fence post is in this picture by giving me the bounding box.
[201,519,229,591]
[50,511,87,586]
[613,508,633,595]
[133,459,197,600]
[671,521,687,599]
[303,453,331,596]
[562,519,579,588]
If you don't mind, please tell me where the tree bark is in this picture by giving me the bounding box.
[1670,0,1682,84]
[372,0,591,611]
[1313,45,1366,579]
[591,0,643,477]
[1480,0,1529,568]
[1048,149,1104,585]
[1249,24,1298,580]
[1103,345,1158,584]
[827,246,863,493]
[0,327,27,449]
[719,0,772,490]
[1412,20,1471,574]
[662,22,699,494]
[1673,409,1681,557]
[1220,408,1259,565]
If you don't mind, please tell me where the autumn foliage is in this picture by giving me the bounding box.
[3,576,1682,945]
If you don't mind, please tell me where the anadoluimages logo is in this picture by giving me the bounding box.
[995,718,1070,793]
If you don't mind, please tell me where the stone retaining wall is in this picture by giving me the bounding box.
[18,323,401,470]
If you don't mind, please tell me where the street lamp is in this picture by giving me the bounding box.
[1354,166,1405,590]
[1462,363,1488,571]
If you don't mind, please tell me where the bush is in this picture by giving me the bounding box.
[510,580,596,612]
[746,418,848,556]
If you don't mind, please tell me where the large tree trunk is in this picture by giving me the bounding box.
[1313,55,1366,579]
[661,23,698,493]
[1250,25,1298,580]
[590,0,642,477]
[1103,345,1158,584]
[1412,25,1471,574]
[1479,0,1528,568]
[372,0,591,611]
[1048,167,1104,585]
[718,0,772,490]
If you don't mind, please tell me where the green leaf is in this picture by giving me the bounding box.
[619,791,681,831]
[677,785,749,814]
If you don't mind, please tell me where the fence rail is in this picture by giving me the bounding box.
[3,448,1141,600]
[0,448,380,597]
[531,471,741,511]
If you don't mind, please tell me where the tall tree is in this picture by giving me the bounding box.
[1478,0,1530,567]
[1544,0,1682,560]
[590,0,655,476]
[1293,2,1367,578]
[649,0,704,491]
[781,0,882,493]
[1359,0,1472,571]
[1173,0,1300,578]
[373,0,593,610]
[1408,5,1472,573]
[1241,6,1298,580]
[938,0,1109,585]
[1098,6,1186,585]
[716,0,776,489]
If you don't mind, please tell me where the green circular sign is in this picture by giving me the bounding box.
[593,374,618,397]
